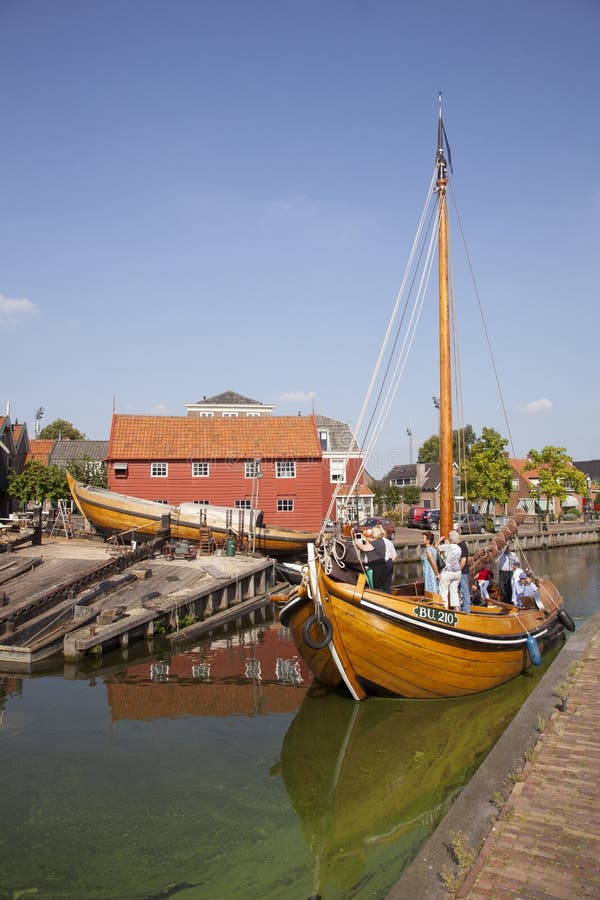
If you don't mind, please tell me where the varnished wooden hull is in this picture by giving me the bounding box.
[66,473,318,557]
[280,562,566,699]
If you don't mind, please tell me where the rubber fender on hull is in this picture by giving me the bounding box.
[526,633,542,666]
[558,608,576,632]
[303,613,333,650]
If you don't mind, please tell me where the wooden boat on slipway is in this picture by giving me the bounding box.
[278,101,575,700]
[66,472,318,558]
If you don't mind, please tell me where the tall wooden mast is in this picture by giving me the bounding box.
[437,98,454,537]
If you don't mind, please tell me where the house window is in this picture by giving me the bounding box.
[193,500,210,505]
[511,479,519,492]
[114,462,128,478]
[151,462,168,477]
[222,412,238,417]
[199,411,214,417]
[246,412,260,417]
[152,499,169,504]
[318,429,329,451]
[330,458,346,483]
[276,460,296,478]
[277,499,294,512]
[392,476,416,486]
[192,462,209,477]
[245,460,261,478]
[235,499,252,509]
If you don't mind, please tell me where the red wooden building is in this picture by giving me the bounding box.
[106,412,365,531]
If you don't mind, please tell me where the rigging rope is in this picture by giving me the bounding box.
[320,163,440,532]
[449,182,517,460]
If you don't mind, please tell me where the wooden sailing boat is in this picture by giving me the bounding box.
[66,471,318,558]
[278,102,574,699]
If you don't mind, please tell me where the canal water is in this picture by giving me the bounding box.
[0,545,598,900]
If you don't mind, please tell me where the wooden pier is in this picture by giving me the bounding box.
[0,536,288,671]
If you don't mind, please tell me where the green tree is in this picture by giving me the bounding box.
[418,434,439,462]
[370,480,387,515]
[66,458,108,489]
[397,485,421,506]
[385,485,401,512]
[38,419,85,440]
[8,461,69,506]
[418,426,476,463]
[454,425,476,461]
[461,428,512,506]
[524,446,587,518]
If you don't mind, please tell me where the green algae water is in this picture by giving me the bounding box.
[0,545,598,900]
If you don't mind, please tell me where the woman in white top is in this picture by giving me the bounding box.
[436,530,463,611]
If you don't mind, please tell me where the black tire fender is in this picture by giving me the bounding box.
[303,613,333,650]
[558,608,576,632]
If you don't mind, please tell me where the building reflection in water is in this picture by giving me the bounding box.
[104,623,311,721]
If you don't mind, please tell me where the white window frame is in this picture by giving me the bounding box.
[245,460,261,478]
[222,412,238,417]
[330,458,346,483]
[277,499,294,512]
[151,462,168,477]
[235,499,252,509]
[199,411,214,417]
[192,462,209,477]
[318,429,329,451]
[276,460,296,479]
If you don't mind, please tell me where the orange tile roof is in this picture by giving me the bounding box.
[27,440,55,465]
[511,458,539,479]
[108,415,322,459]
[512,457,579,481]
[12,424,22,441]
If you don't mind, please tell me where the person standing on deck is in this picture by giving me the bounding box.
[420,531,440,594]
[372,525,397,593]
[458,537,471,613]
[436,530,462,611]
[498,543,519,604]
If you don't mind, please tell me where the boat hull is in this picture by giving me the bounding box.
[280,561,566,699]
[66,473,318,557]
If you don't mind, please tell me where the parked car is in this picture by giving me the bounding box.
[420,510,460,531]
[458,513,487,534]
[359,516,396,540]
[419,509,440,530]
[407,506,428,528]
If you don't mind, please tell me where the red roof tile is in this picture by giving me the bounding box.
[27,440,55,465]
[108,414,322,459]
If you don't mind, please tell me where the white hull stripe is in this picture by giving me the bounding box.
[328,642,362,701]
[360,599,550,647]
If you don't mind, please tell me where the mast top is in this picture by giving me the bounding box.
[436,92,451,181]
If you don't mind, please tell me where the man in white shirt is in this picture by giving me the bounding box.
[498,543,519,604]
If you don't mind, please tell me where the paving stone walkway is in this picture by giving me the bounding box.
[458,625,600,899]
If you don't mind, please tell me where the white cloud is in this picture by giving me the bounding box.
[521,398,553,415]
[279,391,316,405]
[0,293,38,326]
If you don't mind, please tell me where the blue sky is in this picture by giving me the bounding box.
[1,0,598,477]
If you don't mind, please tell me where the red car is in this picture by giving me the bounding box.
[359,516,396,540]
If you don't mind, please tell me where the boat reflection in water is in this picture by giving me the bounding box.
[102,623,311,721]
[277,666,551,897]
